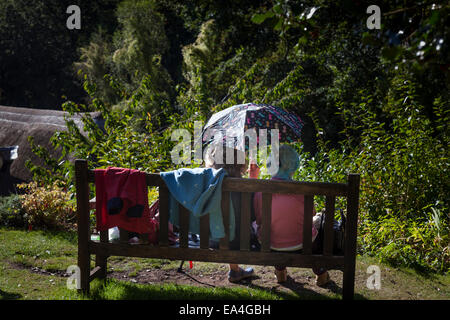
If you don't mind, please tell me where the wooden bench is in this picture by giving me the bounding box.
[75,159,360,299]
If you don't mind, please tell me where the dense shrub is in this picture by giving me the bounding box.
[0,195,26,228]
[359,212,449,273]
[286,74,450,273]
[17,181,76,231]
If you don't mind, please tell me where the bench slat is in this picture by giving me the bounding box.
[89,266,103,282]
[179,205,190,248]
[240,192,251,251]
[323,196,335,256]
[158,185,170,247]
[88,170,348,197]
[99,230,108,242]
[119,228,129,243]
[219,191,230,250]
[200,214,210,249]
[222,177,347,196]
[302,195,313,255]
[146,173,165,187]
[261,193,272,252]
[89,241,346,270]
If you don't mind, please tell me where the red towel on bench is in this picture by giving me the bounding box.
[95,167,154,234]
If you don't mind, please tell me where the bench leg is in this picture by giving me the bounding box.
[95,255,108,279]
[76,159,91,294]
[95,230,108,279]
[78,246,90,294]
[342,174,360,300]
[119,227,129,243]
[177,260,185,273]
[343,263,356,300]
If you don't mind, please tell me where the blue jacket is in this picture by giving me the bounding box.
[160,167,235,241]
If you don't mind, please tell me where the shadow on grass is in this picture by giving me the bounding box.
[0,289,22,300]
[84,276,366,300]
[248,276,365,300]
[87,278,284,300]
[236,272,367,300]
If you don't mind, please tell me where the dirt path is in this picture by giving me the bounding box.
[6,258,338,298]
[104,259,450,300]
[7,258,449,300]
[107,262,345,299]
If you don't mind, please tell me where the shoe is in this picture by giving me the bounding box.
[315,271,330,286]
[275,269,287,283]
[228,267,254,283]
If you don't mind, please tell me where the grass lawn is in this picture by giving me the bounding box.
[1,227,449,301]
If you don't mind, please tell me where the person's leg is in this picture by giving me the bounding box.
[312,267,326,275]
[229,264,240,272]
[312,267,329,286]
[228,264,254,283]
[274,265,287,283]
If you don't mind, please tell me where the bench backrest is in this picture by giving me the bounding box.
[76,159,359,259]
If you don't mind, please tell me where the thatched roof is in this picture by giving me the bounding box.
[0,105,101,183]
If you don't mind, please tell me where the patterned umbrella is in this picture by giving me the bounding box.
[201,103,304,151]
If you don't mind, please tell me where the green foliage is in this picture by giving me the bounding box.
[74,0,175,125]
[286,73,449,273]
[25,135,69,187]
[0,195,26,228]
[359,212,449,273]
[286,71,449,273]
[180,19,234,114]
[17,181,76,231]
[348,77,449,222]
[24,74,181,197]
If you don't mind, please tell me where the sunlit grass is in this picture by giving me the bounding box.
[88,278,289,300]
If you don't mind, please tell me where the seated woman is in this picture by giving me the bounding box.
[205,145,257,283]
[252,144,330,286]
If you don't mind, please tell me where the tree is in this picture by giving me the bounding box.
[0,0,119,109]
[74,0,176,130]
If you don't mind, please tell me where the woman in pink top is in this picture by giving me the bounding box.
[252,145,329,285]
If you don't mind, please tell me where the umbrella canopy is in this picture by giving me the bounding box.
[202,103,304,152]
